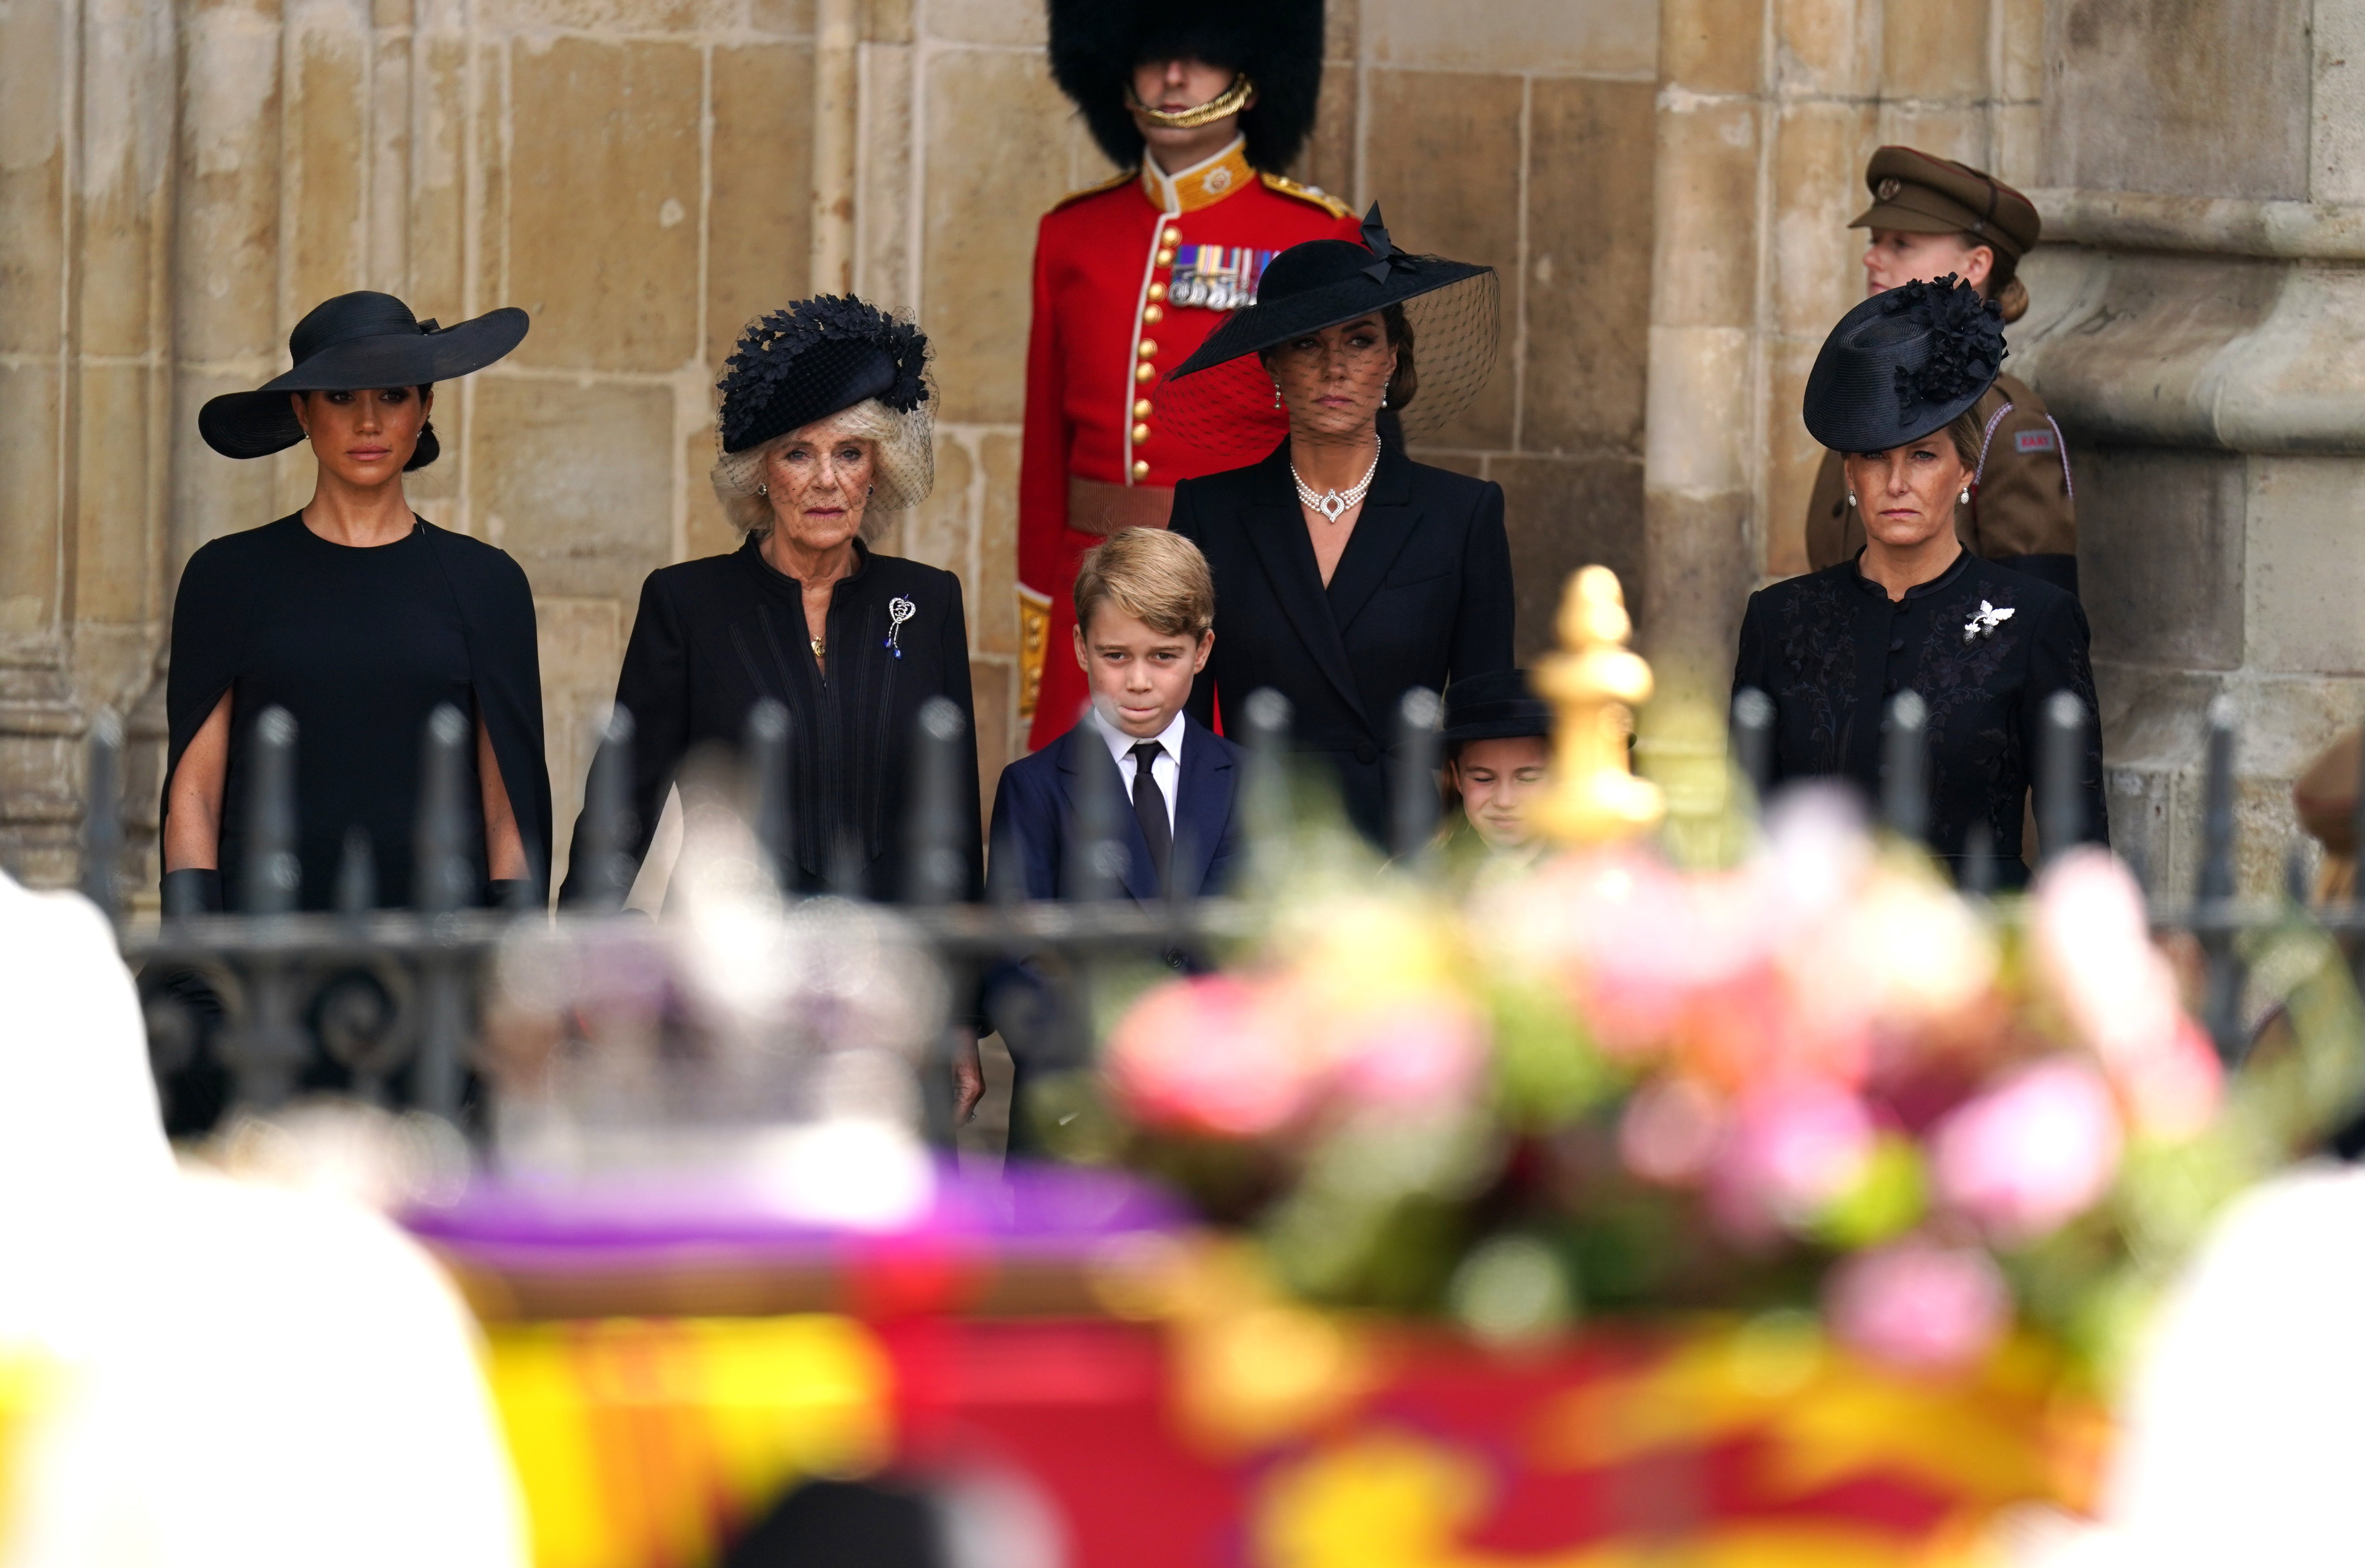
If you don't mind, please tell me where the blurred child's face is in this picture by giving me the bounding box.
[1075,606,1213,739]
[1452,735,1551,851]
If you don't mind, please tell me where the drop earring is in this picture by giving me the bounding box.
[1959,486,1971,506]
[1273,381,1281,409]
[1381,389,1389,409]
[1846,493,1856,508]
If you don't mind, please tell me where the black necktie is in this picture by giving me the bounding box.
[1128,739,1171,889]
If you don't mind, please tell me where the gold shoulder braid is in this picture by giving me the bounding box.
[1017,588,1052,723]
[1051,169,1135,212]
[1258,171,1354,219]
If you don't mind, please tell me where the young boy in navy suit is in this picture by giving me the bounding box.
[985,531,1245,1151]
[989,528,1246,904]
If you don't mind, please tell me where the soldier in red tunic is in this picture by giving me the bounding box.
[1019,0,1362,751]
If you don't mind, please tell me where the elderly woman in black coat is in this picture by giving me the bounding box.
[1733,276,2106,887]
[559,298,981,912]
[1160,208,1515,846]
[557,299,986,1113]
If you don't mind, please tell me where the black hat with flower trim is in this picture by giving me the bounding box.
[716,295,931,456]
[1803,274,2006,452]
[712,295,937,514]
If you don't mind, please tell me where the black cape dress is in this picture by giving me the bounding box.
[1731,548,2107,888]
[162,515,551,909]
[556,534,982,905]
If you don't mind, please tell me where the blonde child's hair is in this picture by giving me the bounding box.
[1073,527,1215,640]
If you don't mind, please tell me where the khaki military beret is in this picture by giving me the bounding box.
[1849,146,2041,261]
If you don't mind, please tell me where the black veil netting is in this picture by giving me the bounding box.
[1150,262,1500,467]
[711,298,937,513]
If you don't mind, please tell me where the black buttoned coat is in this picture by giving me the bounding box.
[557,535,981,906]
[1732,549,2107,887]
[1170,439,1516,845]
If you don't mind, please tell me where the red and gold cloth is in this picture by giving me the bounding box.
[485,1314,2100,1568]
[1017,139,1361,750]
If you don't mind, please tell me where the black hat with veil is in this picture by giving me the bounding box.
[712,295,936,515]
[1156,205,1500,463]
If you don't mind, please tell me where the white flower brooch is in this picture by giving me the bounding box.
[1963,600,2016,643]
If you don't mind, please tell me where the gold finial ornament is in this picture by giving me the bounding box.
[1534,567,1665,845]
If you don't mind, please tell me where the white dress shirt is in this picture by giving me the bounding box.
[1091,707,1185,836]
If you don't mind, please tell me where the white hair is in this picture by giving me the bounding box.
[710,396,934,537]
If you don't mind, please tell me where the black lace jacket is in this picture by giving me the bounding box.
[1732,549,2106,885]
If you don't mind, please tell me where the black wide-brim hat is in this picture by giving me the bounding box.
[199,292,527,459]
[1156,205,1498,463]
[1801,275,2006,452]
[1170,205,1489,380]
[1442,669,1551,749]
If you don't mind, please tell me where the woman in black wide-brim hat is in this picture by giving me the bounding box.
[164,292,549,916]
[1160,206,1515,847]
[1732,276,2106,888]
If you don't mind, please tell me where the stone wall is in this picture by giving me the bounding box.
[0,0,1664,898]
[2011,0,2365,893]
[1638,0,2045,688]
[13,0,2359,903]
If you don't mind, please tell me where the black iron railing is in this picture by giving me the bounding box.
[72,680,2358,1135]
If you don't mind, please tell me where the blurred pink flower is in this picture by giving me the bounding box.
[1329,998,1486,1114]
[2033,848,2222,1135]
[1707,1083,1875,1240]
[1619,1076,1727,1185]
[1931,1059,2123,1242]
[1825,1239,2010,1371]
[1104,976,1316,1139]
[2123,1016,2223,1140]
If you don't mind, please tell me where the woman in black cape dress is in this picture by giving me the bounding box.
[165,290,549,915]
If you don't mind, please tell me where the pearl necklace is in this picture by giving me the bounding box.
[1291,440,1382,523]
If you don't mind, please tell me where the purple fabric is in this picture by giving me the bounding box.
[403,1157,1185,1274]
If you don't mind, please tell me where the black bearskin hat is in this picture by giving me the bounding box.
[1048,0,1326,173]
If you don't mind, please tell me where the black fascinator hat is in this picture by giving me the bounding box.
[198,291,527,464]
[1156,204,1499,462]
[1048,0,1325,173]
[713,295,936,512]
[1802,275,2005,452]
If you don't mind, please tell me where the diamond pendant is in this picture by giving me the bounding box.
[1311,490,1349,522]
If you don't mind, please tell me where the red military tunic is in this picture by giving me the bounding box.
[1018,137,1360,750]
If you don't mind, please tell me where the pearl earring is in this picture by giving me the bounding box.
[1846,493,1856,508]
[1959,487,1971,506]
[1381,390,1389,409]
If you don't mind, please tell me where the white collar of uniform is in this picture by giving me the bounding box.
[1139,136,1249,215]
[1090,704,1187,770]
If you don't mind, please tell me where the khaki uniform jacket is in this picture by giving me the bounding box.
[1805,372,2077,579]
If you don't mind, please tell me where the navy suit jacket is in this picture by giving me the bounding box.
[988,716,1246,902]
